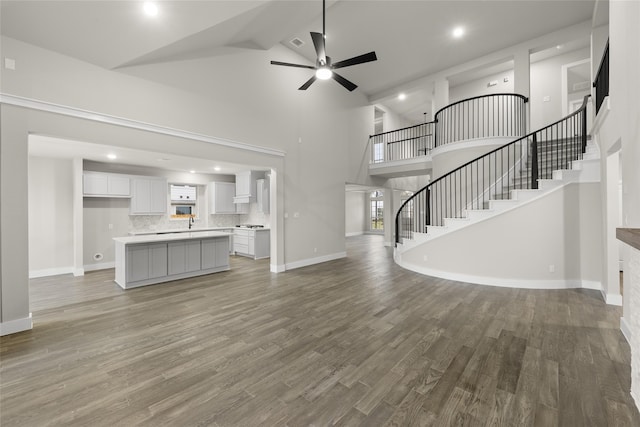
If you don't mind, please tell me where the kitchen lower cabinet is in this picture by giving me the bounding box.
[168,240,201,275]
[234,228,270,260]
[125,243,167,283]
[201,238,229,270]
[114,232,230,289]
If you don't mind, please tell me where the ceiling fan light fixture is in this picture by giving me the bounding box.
[316,68,333,80]
[143,2,158,17]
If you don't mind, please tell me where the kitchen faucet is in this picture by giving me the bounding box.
[189,216,195,229]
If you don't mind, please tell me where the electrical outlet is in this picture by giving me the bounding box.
[293,212,300,218]
[284,212,288,218]
[543,96,550,102]
[314,247,317,253]
[423,255,428,262]
[549,264,555,273]
[108,223,114,230]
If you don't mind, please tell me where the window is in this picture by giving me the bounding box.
[370,190,384,231]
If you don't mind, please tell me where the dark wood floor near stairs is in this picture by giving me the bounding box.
[1,235,638,426]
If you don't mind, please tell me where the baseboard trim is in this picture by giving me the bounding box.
[605,293,623,306]
[0,313,33,336]
[631,391,640,416]
[270,264,286,273]
[84,262,115,272]
[395,256,604,290]
[285,252,346,271]
[29,267,74,278]
[620,317,633,344]
[345,232,364,237]
[73,268,85,277]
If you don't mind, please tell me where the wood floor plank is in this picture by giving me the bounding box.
[1,235,638,426]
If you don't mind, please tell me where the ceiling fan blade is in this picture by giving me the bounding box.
[271,60,316,70]
[332,52,378,69]
[332,72,357,92]
[298,76,317,90]
[310,32,327,64]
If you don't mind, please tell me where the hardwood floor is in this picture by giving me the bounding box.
[1,235,638,426]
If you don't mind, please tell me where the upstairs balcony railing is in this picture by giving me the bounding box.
[434,93,528,147]
[370,122,435,164]
[395,95,589,245]
[369,93,528,164]
[593,40,609,115]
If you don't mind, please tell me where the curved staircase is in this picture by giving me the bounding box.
[393,95,601,290]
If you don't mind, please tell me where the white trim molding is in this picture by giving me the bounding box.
[285,252,347,271]
[270,264,286,273]
[621,317,633,344]
[29,266,75,279]
[84,262,115,272]
[346,232,364,237]
[395,255,604,290]
[0,93,286,158]
[0,313,33,336]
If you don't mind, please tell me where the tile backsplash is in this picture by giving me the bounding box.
[129,202,269,232]
[239,202,270,225]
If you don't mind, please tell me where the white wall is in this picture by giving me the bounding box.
[345,191,366,236]
[83,198,129,271]
[607,0,640,407]
[399,182,603,287]
[28,156,74,276]
[530,47,590,130]
[449,69,515,103]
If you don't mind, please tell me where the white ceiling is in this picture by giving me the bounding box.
[28,134,254,176]
[3,0,597,162]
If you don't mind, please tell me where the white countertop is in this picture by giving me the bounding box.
[114,230,232,245]
[128,227,235,236]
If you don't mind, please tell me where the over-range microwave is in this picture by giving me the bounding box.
[174,205,193,216]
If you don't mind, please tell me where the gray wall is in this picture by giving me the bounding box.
[530,47,590,130]
[345,191,366,236]
[28,156,74,275]
[0,33,372,330]
[401,182,603,285]
[449,69,515,103]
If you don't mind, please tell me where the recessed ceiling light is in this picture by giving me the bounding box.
[453,26,465,38]
[107,154,117,160]
[556,44,563,50]
[189,170,196,174]
[214,166,221,172]
[398,93,407,101]
[143,2,158,17]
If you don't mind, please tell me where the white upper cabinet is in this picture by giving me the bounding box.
[208,182,236,214]
[83,172,130,197]
[130,177,167,215]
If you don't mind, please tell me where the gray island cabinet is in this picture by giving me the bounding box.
[114,231,231,289]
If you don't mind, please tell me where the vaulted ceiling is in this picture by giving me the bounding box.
[1,0,596,123]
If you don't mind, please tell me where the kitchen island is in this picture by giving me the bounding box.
[113,231,231,289]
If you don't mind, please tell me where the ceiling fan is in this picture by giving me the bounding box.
[270,0,377,92]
